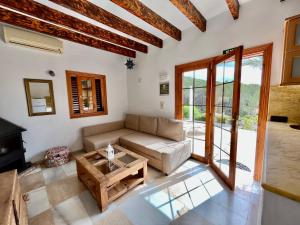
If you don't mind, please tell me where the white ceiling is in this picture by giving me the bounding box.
[34,0,252,45]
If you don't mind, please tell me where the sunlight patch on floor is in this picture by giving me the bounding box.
[144,169,224,220]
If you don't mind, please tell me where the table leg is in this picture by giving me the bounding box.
[138,162,147,184]
[99,183,108,212]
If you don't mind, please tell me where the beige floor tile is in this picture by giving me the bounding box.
[46,175,86,207]
[95,209,133,225]
[62,161,77,177]
[43,166,67,185]
[52,209,68,225]
[29,209,54,225]
[146,167,163,183]
[53,196,93,225]
[20,171,45,193]
[19,166,42,177]
[22,159,261,225]
[26,186,51,218]
[78,190,103,224]
[78,191,120,224]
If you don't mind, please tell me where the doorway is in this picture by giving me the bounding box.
[236,44,273,184]
[175,44,273,190]
[181,67,210,163]
[236,55,263,187]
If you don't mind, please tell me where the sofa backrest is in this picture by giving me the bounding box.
[157,117,184,142]
[82,120,124,137]
[125,114,184,142]
[139,115,158,135]
[83,114,184,142]
[124,114,139,131]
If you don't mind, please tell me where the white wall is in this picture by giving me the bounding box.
[0,25,128,161]
[262,190,300,225]
[127,0,300,118]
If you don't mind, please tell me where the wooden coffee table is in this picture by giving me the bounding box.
[75,145,148,211]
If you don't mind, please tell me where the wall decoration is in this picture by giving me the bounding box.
[160,82,169,96]
[24,79,56,116]
[159,71,169,82]
[125,58,135,70]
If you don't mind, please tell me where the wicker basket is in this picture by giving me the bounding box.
[44,146,70,168]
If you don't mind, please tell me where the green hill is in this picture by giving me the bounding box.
[183,77,260,130]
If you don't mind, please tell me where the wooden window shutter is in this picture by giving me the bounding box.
[70,76,80,114]
[66,71,108,118]
[95,78,103,112]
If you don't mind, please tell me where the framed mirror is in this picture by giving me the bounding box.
[24,79,56,116]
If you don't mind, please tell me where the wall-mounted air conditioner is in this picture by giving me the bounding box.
[3,26,63,54]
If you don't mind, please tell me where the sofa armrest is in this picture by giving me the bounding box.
[82,120,125,137]
[161,140,192,175]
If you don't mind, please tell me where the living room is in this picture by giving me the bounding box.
[0,0,300,225]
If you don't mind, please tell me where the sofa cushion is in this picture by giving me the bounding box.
[119,132,175,160]
[157,117,183,142]
[124,114,139,131]
[82,121,124,137]
[139,115,158,135]
[84,129,136,151]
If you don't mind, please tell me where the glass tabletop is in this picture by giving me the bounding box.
[86,153,104,164]
[96,161,119,175]
[118,154,137,164]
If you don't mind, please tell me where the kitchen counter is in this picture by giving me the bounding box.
[262,121,300,202]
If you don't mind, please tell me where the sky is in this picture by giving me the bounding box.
[183,56,263,85]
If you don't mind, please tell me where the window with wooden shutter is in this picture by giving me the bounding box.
[66,71,108,118]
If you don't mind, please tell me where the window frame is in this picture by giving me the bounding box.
[66,70,108,119]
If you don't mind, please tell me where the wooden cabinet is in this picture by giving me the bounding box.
[282,14,300,85]
[0,170,28,225]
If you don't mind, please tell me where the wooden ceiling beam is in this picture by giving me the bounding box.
[49,0,163,48]
[110,0,181,41]
[0,0,147,53]
[170,0,206,32]
[0,7,136,58]
[225,0,240,20]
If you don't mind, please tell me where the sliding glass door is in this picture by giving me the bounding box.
[182,68,209,161]
[210,46,243,190]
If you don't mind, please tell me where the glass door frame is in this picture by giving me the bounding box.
[175,58,214,164]
[209,46,243,190]
[175,44,273,189]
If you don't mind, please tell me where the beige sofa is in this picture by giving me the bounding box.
[82,114,191,175]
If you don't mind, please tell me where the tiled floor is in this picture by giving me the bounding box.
[20,156,262,225]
